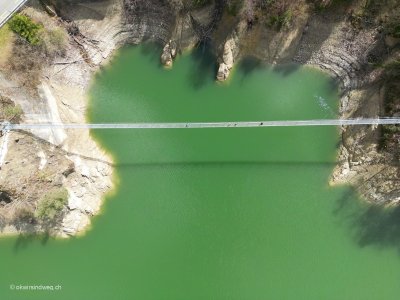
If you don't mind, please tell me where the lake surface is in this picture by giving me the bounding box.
[2,44,400,299]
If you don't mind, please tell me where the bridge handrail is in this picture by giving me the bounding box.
[2,118,400,130]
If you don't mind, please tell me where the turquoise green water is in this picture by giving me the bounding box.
[1,44,400,299]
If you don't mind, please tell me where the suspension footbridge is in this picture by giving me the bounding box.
[1,118,400,131]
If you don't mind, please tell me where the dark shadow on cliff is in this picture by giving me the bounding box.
[123,0,176,45]
[187,41,217,89]
[52,0,115,21]
[333,190,400,254]
[294,1,354,64]
[326,76,341,95]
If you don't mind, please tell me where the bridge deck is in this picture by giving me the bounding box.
[2,118,400,131]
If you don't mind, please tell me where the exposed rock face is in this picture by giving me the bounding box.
[294,12,374,92]
[216,21,246,81]
[214,0,400,205]
[292,3,400,205]
[123,0,178,44]
[217,38,235,81]
[0,0,116,237]
[161,40,177,67]
[158,1,223,69]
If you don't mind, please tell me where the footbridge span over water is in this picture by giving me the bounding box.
[2,118,400,132]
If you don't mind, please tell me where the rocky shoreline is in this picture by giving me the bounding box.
[0,0,399,237]
[151,0,400,205]
[0,0,124,237]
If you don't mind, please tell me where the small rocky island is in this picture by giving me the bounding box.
[0,0,400,237]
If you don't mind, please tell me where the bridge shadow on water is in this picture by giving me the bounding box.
[333,189,400,254]
[115,160,339,169]
[116,159,400,255]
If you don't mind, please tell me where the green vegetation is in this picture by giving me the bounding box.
[36,170,54,183]
[13,206,35,224]
[224,0,295,30]
[35,188,68,223]
[267,9,292,30]
[8,14,43,45]
[3,104,23,121]
[379,61,400,154]
[0,24,12,47]
[185,0,212,9]
[226,0,242,16]
[390,24,400,38]
[192,0,209,6]
[41,27,68,57]
[6,15,67,91]
[386,22,400,38]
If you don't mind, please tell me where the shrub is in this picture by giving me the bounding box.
[268,9,292,30]
[184,0,212,9]
[3,104,23,121]
[13,206,35,224]
[193,0,210,7]
[226,0,242,16]
[8,14,43,45]
[40,27,68,58]
[36,188,68,222]
[386,23,400,38]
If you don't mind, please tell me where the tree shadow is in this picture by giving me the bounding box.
[272,64,301,77]
[332,188,359,217]
[326,76,341,95]
[354,205,400,250]
[12,207,68,253]
[13,232,50,253]
[187,41,217,89]
[237,56,265,78]
[139,42,163,66]
[235,58,302,81]
[334,190,400,253]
